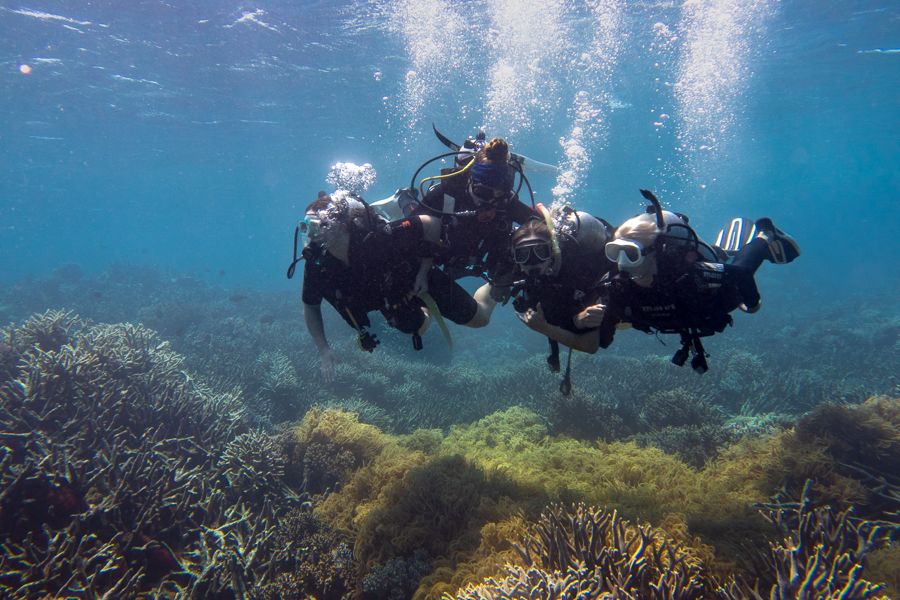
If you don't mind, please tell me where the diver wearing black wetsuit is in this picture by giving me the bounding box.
[592,208,800,372]
[510,210,614,333]
[301,193,477,352]
[413,138,539,282]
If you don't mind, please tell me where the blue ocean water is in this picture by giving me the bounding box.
[1,0,897,297]
[2,4,899,598]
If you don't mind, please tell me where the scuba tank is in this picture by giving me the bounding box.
[370,188,421,221]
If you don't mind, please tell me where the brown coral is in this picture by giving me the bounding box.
[452,503,729,600]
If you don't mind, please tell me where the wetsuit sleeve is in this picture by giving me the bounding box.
[301,261,323,306]
[596,310,618,348]
[590,285,622,348]
[508,198,540,224]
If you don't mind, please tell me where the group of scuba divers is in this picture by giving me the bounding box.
[287,128,801,391]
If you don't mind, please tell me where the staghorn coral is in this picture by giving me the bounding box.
[451,503,728,600]
[260,508,355,600]
[253,350,305,424]
[451,564,602,600]
[0,314,306,598]
[218,430,290,502]
[9,309,78,354]
[449,486,899,600]
[747,480,898,599]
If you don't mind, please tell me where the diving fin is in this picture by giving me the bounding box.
[432,123,460,152]
[714,217,757,255]
[433,124,558,174]
[511,153,559,174]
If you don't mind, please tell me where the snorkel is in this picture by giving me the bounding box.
[640,188,666,228]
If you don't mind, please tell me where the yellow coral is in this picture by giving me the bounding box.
[292,402,898,600]
[291,406,391,464]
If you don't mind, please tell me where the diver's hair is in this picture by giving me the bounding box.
[511,218,550,247]
[479,138,509,163]
[305,192,332,214]
[615,214,662,247]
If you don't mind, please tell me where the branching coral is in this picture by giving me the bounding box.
[747,480,898,599]
[260,508,355,600]
[218,430,290,501]
[450,486,899,600]
[451,503,728,600]
[0,314,307,598]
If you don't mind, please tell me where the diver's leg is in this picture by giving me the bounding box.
[733,218,800,271]
[425,268,500,328]
[466,283,499,328]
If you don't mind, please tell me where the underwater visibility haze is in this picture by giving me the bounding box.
[0,1,898,598]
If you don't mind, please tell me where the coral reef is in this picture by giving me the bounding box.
[259,508,356,600]
[0,312,306,597]
[759,396,900,520]
[451,503,726,599]
[748,480,898,599]
[362,549,431,600]
[2,270,898,599]
[449,489,898,600]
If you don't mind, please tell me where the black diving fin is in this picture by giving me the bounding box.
[432,123,460,152]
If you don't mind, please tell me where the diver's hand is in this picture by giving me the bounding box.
[517,302,548,332]
[319,348,339,382]
[574,304,606,329]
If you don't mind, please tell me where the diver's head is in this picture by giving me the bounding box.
[302,190,368,253]
[511,219,553,277]
[607,210,689,284]
[606,213,661,283]
[468,138,514,207]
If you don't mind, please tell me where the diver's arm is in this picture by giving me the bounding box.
[517,303,601,353]
[573,303,606,329]
[303,302,338,380]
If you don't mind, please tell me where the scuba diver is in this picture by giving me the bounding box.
[412,136,540,279]
[397,134,542,328]
[506,204,615,378]
[289,190,489,380]
[518,189,801,373]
